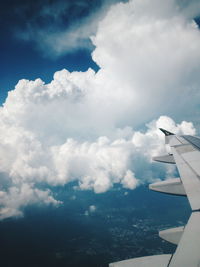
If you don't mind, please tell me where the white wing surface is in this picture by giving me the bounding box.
[109,255,172,267]
[109,128,200,267]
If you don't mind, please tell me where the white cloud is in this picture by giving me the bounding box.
[1,0,200,219]
[121,170,139,190]
[84,210,89,216]
[85,205,96,216]
[91,0,200,125]
[89,205,96,213]
[0,184,61,220]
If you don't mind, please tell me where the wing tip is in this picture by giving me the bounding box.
[159,128,174,136]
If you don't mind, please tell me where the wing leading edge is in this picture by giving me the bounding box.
[109,128,200,267]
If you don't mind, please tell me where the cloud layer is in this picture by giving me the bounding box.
[1,0,200,219]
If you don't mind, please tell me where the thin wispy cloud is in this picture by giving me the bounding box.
[15,0,122,57]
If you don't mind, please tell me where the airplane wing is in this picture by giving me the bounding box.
[109,128,200,267]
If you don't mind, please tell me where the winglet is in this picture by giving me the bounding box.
[159,128,174,136]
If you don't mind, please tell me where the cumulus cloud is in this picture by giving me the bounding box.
[0,184,60,220]
[84,205,97,216]
[89,205,96,213]
[92,0,200,125]
[1,0,200,219]
[121,170,138,190]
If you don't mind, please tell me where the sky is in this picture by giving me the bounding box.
[1,0,200,220]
